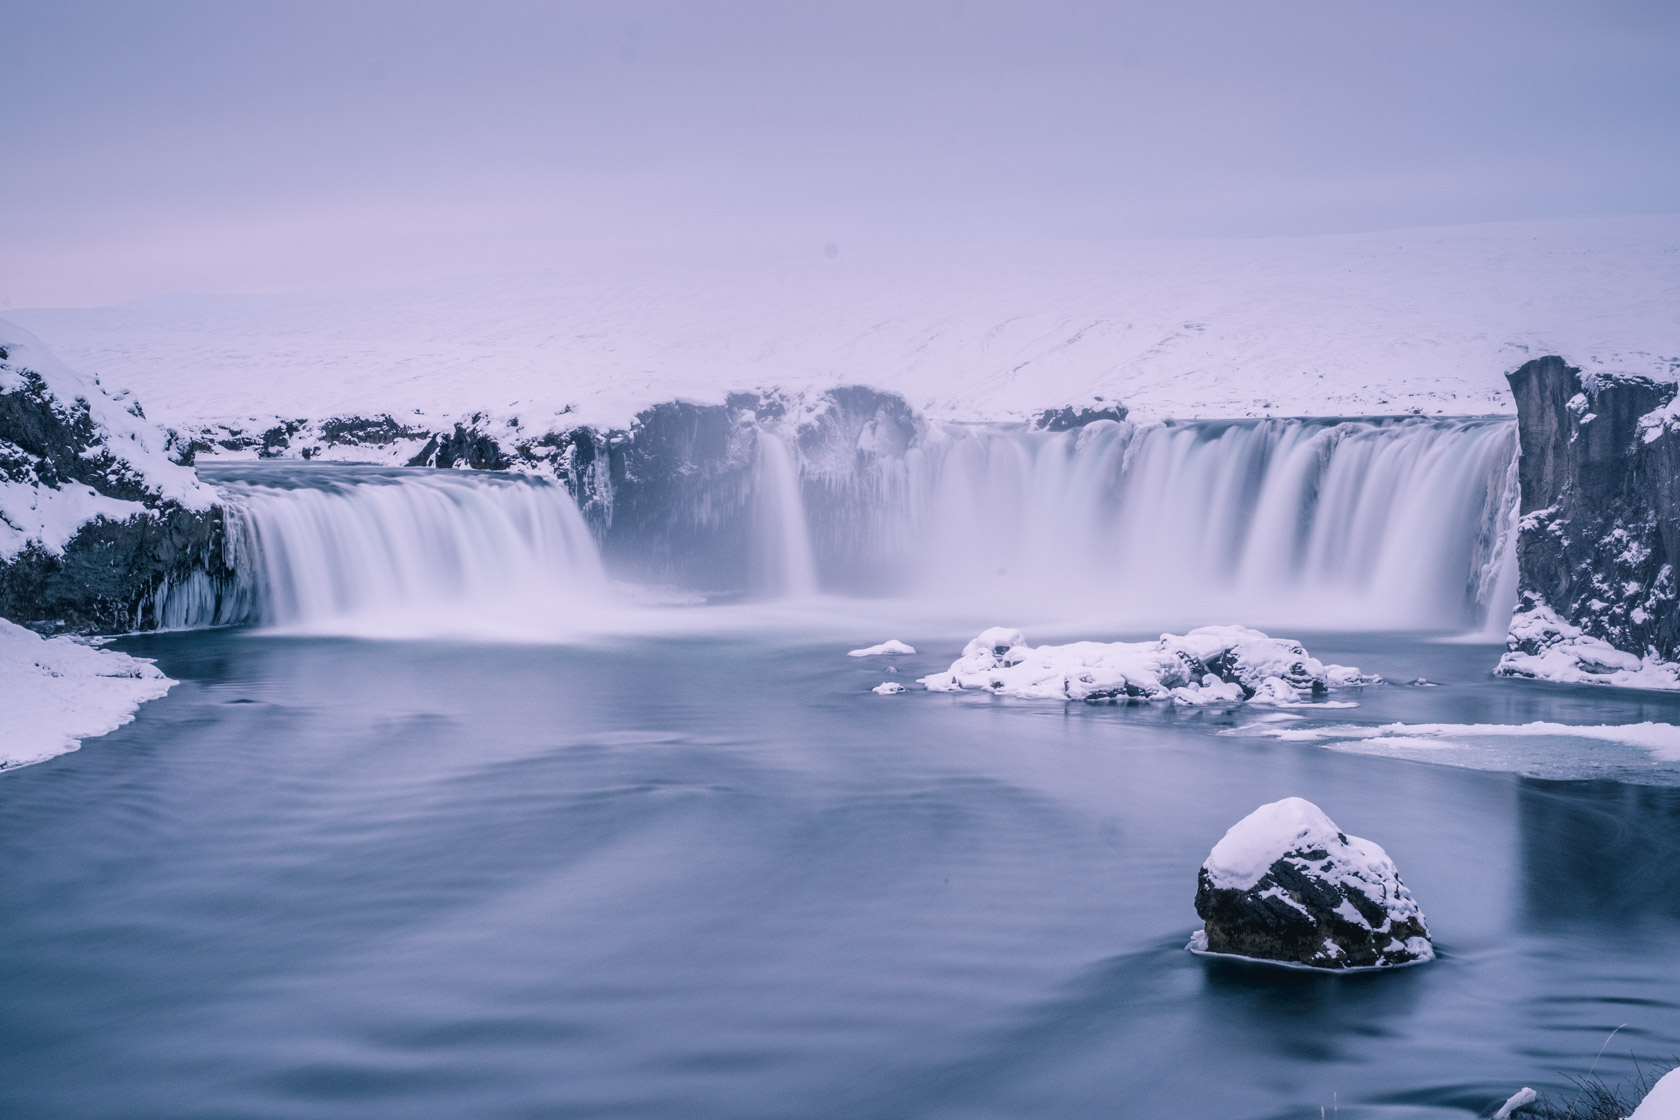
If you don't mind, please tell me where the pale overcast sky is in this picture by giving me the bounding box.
[2,0,1677,306]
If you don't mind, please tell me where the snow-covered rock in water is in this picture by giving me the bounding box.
[1492,1087,1537,1119]
[918,626,1354,705]
[871,681,906,695]
[1629,1068,1680,1120]
[1497,604,1680,690]
[849,639,916,657]
[1189,797,1433,970]
[0,617,175,771]
[0,319,229,633]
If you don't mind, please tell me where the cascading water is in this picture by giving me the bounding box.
[160,463,609,639]
[750,434,819,598]
[802,416,1520,630]
[158,415,1520,638]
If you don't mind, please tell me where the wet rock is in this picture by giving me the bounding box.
[1190,797,1433,969]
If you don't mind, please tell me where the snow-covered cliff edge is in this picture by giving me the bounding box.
[1498,357,1680,688]
[0,320,228,633]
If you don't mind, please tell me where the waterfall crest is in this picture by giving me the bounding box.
[161,416,1520,637]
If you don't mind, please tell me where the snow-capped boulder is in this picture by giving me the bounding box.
[1502,356,1680,689]
[1189,797,1433,970]
[917,626,1357,705]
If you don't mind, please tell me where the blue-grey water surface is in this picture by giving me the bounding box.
[3,629,1680,1119]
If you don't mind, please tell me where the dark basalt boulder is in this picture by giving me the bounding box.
[1499,357,1680,681]
[1032,402,1128,431]
[1189,797,1433,970]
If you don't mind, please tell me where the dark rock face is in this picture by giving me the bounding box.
[597,398,761,588]
[0,506,229,633]
[1504,357,1680,666]
[1191,798,1433,970]
[1032,403,1128,431]
[0,350,231,635]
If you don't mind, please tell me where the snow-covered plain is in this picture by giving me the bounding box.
[9,218,1679,437]
[0,618,175,770]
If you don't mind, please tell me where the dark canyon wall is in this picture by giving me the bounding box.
[1501,356,1680,673]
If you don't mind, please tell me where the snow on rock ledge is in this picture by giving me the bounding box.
[918,626,1374,705]
[1497,604,1680,690]
[1,319,229,633]
[0,618,175,771]
[1190,797,1433,970]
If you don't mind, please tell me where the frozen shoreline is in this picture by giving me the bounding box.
[0,619,175,772]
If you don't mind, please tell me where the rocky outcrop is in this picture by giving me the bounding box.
[0,328,230,635]
[919,626,1377,704]
[1031,402,1128,431]
[1498,357,1680,686]
[1189,797,1433,969]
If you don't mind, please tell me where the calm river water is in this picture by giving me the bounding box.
[3,627,1679,1118]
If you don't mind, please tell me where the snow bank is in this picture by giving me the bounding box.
[1497,605,1680,691]
[918,625,1369,705]
[871,682,906,695]
[0,618,175,770]
[0,318,213,560]
[849,639,916,657]
[1629,1068,1680,1120]
[12,217,1678,434]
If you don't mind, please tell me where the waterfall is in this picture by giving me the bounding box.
[159,415,1519,637]
[802,416,1520,630]
[750,433,819,599]
[162,464,608,639]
